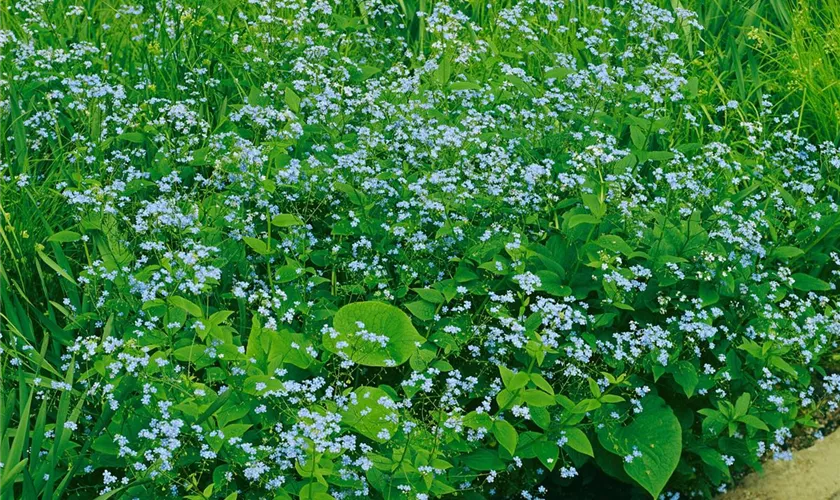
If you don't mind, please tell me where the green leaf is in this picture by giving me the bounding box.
[609,396,682,498]
[644,151,675,161]
[243,237,270,255]
[358,65,381,80]
[0,459,28,490]
[581,192,606,218]
[274,264,300,283]
[285,87,301,113]
[693,447,730,478]
[118,131,145,143]
[271,213,303,227]
[531,406,551,430]
[496,389,519,410]
[454,266,478,282]
[769,355,797,376]
[450,81,482,91]
[463,449,505,471]
[555,394,575,410]
[614,153,638,172]
[323,301,425,367]
[564,427,594,457]
[734,393,750,417]
[596,235,634,256]
[699,409,727,436]
[535,271,571,297]
[412,288,445,304]
[169,295,203,317]
[698,282,719,307]
[588,378,602,398]
[429,481,456,496]
[530,373,554,395]
[630,125,647,149]
[601,394,625,404]
[173,344,211,364]
[771,246,804,259]
[523,390,555,407]
[507,372,530,391]
[515,432,558,470]
[672,361,699,398]
[536,441,559,470]
[47,231,81,243]
[36,250,76,284]
[545,67,572,80]
[738,415,769,431]
[493,420,518,455]
[737,339,764,360]
[8,89,27,171]
[568,214,601,228]
[498,365,514,387]
[464,411,493,430]
[791,273,831,292]
[405,300,436,321]
[339,386,399,443]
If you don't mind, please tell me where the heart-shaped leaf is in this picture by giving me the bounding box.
[339,386,399,443]
[599,395,682,498]
[324,301,425,367]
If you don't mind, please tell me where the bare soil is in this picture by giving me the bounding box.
[719,429,840,500]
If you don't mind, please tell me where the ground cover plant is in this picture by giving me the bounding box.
[2,0,840,498]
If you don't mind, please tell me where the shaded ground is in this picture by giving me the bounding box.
[720,429,840,500]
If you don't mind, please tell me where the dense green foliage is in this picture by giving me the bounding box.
[2,0,840,498]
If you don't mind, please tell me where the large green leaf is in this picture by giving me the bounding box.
[493,420,518,455]
[169,295,203,318]
[791,273,831,292]
[462,449,505,471]
[671,361,699,398]
[339,386,399,443]
[599,395,682,498]
[271,213,303,227]
[324,301,425,367]
[47,231,81,243]
[563,427,593,457]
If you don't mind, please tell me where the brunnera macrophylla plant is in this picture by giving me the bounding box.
[1,0,839,498]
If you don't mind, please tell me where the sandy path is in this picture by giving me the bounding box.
[719,429,840,500]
